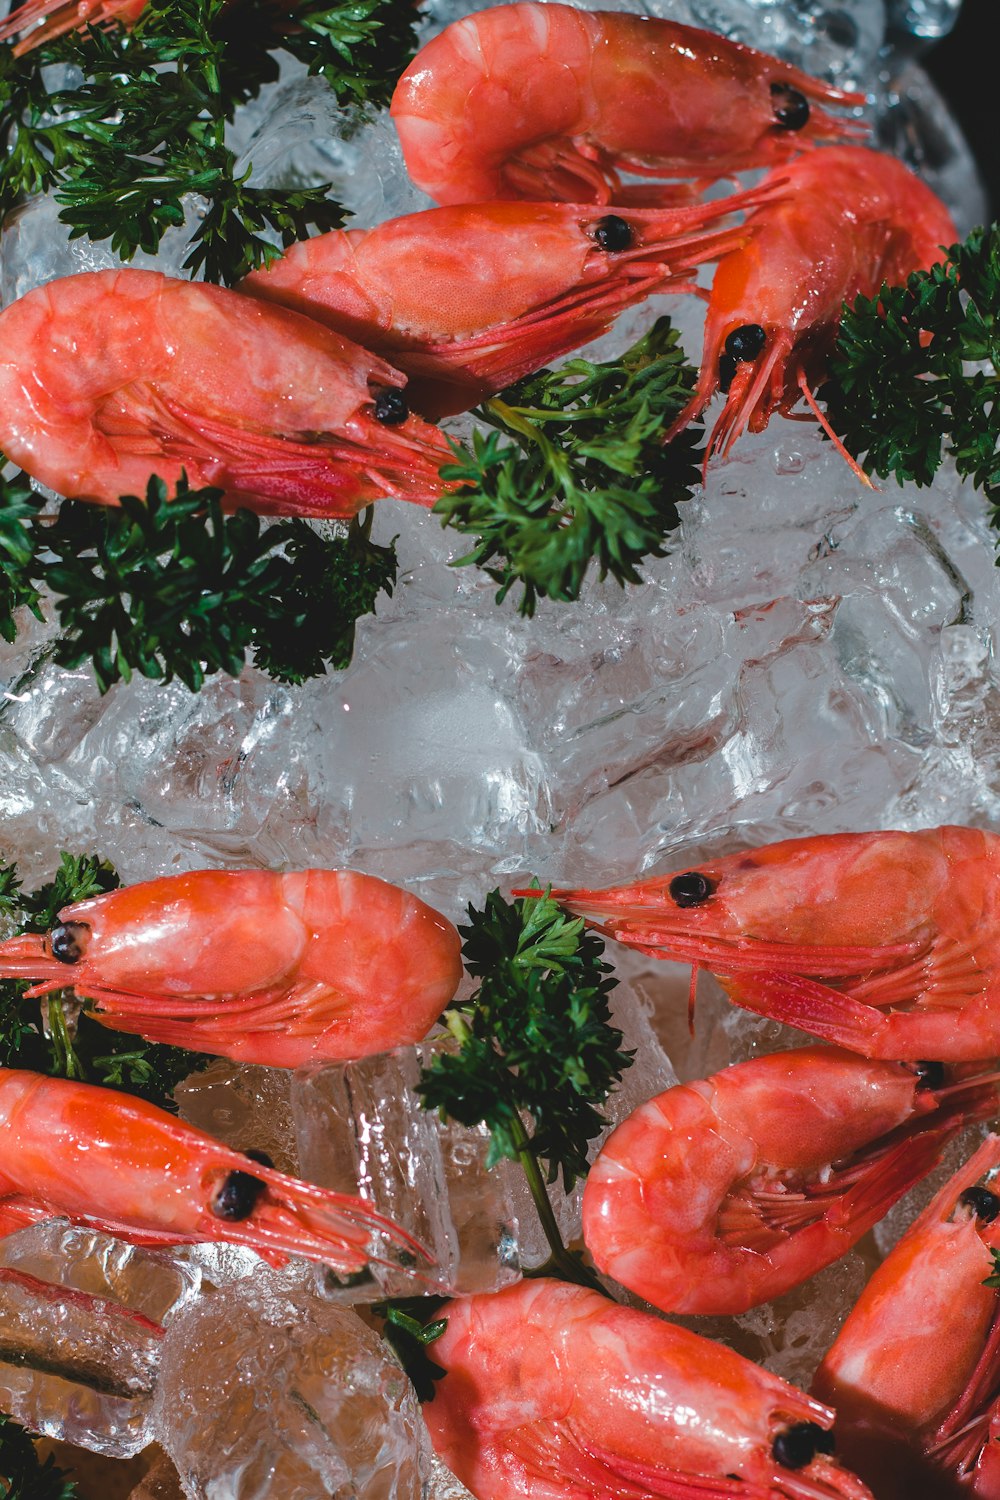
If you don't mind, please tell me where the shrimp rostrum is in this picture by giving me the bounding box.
[240,188,780,419]
[0,1067,431,1277]
[0,868,463,1069]
[814,1134,1000,1498]
[582,1046,998,1316]
[540,826,1000,1060]
[0,269,451,518]
[423,1278,875,1500]
[391,2,866,207]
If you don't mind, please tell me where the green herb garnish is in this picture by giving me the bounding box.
[824,223,1000,507]
[0,1413,79,1500]
[375,1298,449,1402]
[0,852,211,1109]
[0,470,397,693]
[418,888,631,1287]
[436,317,704,615]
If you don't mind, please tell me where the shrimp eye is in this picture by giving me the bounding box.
[914,1060,946,1091]
[669,871,716,907]
[373,388,409,425]
[959,1186,1000,1223]
[718,352,737,394]
[770,82,810,131]
[50,921,90,964]
[245,1148,275,1169]
[211,1168,267,1221]
[724,324,767,363]
[772,1422,835,1470]
[594,215,633,252]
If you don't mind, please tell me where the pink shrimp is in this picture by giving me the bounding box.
[582,1046,997,1316]
[534,826,1000,1061]
[239,189,780,419]
[813,1135,1000,1498]
[390,3,866,209]
[423,1277,875,1499]
[665,146,957,470]
[0,0,144,53]
[0,1066,431,1274]
[0,868,462,1068]
[0,268,452,517]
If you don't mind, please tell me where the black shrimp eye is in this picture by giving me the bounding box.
[211,1169,268,1222]
[594,214,633,252]
[772,1422,833,1470]
[718,351,737,394]
[50,921,90,964]
[959,1186,1000,1223]
[244,1148,275,1169]
[770,82,811,131]
[914,1060,946,1091]
[724,323,767,363]
[668,871,716,908]
[373,388,409,425]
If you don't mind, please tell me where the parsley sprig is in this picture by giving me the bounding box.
[1,0,417,283]
[823,223,1000,507]
[418,889,631,1287]
[0,852,211,1109]
[0,1414,78,1500]
[436,317,704,614]
[0,470,397,693]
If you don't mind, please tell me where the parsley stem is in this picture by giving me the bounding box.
[511,1116,605,1294]
[45,993,85,1080]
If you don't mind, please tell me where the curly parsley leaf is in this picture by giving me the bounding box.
[374,1298,449,1402]
[0,1413,79,1500]
[436,317,704,615]
[823,224,1000,507]
[0,470,397,693]
[0,852,211,1110]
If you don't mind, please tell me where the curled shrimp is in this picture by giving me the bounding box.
[813,1135,1000,1498]
[665,146,957,471]
[0,268,452,517]
[390,3,865,208]
[536,826,1000,1061]
[0,1066,431,1275]
[0,0,145,53]
[240,189,778,419]
[582,1046,998,1316]
[0,868,463,1069]
[423,1277,875,1499]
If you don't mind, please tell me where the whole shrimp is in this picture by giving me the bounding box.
[0,868,463,1068]
[240,189,779,419]
[813,1135,1000,1498]
[0,1066,431,1275]
[664,146,956,470]
[0,0,144,52]
[422,1277,875,1500]
[390,3,865,208]
[541,826,1000,1060]
[0,269,452,517]
[582,1046,998,1316]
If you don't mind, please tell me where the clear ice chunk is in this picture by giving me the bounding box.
[153,1264,429,1500]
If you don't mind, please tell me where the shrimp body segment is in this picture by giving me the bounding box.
[666,147,956,465]
[0,1067,431,1275]
[424,1278,875,1500]
[813,1135,1000,1498]
[582,1046,997,1315]
[540,826,1000,1060]
[391,3,866,208]
[0,269,452,517]
[240,191,777,419]
[0,868,463,1069]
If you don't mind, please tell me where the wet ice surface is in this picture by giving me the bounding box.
[0,0,995,1489]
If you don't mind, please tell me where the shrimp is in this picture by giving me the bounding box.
[541,826,1000,1060]
[390,3,866,209]
[0,0,144,53]
[813,1135,1000,1498]
[0,1066,431,1275]
[0,868,463,1069]
[582,1046,998,1316]
[664,146,957,471]
[239,188,782,419]
[0,268,452,517]
[423,1277,875,1500]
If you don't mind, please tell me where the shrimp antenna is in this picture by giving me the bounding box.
[796,369,877,489]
